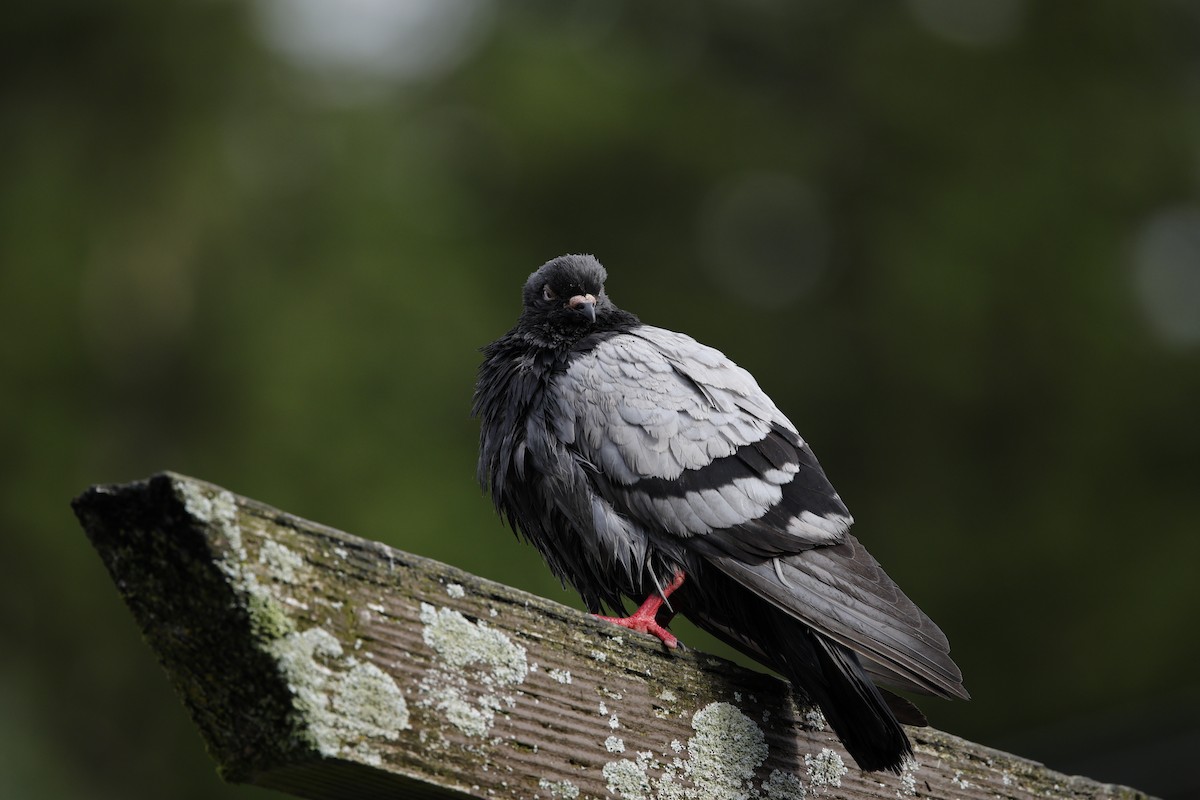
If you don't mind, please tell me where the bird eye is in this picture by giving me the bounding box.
[542,285,557,302]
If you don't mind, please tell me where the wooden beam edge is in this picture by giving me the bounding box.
[72,473,1156,800]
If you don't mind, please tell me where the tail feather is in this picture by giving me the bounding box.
[679,570,915,773]
[881,689,928,727]
[802,633,912,773]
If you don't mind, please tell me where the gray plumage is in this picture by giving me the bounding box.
[473,254,967,773]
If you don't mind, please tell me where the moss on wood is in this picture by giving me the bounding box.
[73,473,1157,800]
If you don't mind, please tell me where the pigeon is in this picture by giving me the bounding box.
[473,253,967,773]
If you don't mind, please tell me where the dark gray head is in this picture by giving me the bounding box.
[517,254,636,345]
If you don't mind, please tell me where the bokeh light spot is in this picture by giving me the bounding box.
[254,0,493,85]
[1133,205,1200,347]
[908,0,1024,48]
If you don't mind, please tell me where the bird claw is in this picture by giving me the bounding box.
[594,571,687,650]
[594,612,679,649]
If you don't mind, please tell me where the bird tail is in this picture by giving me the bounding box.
[679,571,914,773]
[799,633,912,773]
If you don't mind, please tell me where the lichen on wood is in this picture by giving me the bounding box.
[73,473,1157,800]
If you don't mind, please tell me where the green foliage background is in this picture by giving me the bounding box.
[3,1,1198,797]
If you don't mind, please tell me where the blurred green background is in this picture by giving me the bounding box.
[4,1,1199,798]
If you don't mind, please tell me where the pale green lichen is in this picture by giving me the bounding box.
[178,482,243,556]
[655,770,688,800]
[268,627,409,764]
[896,758,919,797]
[332,661,411,741]
[687,702,769,799]
[539,777,581,798]
[422,681,493,738]
[246,591,297,640]
[178,481,302,652]
[418,603,528,740]
[763,769,807,800]
[259,540,306,585]
[801,709,827,732]
[420,603,527,685]
[804,749,846,788]
[178,481,280,618]
[602,700,783,800]
[604,758,653,800]
[183,485,308,650]
[549,668,572,684]
[445,583,466,598]
[172,479,410,769]
[606,736,626,753]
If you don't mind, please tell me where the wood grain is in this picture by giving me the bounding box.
[73,473,1154,800]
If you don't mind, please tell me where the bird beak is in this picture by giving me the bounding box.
[569,293,597,323]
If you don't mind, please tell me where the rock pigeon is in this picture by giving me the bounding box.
[473,253,967,773]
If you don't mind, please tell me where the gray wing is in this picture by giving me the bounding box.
[552,325,966,700]
[708,537,968,700]
[552,325,853,557]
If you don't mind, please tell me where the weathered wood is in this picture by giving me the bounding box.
[72,473,1153,800]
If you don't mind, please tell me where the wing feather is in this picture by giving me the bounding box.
[555,325,849,551]
[707,535,968,700]
[551,324,965,701]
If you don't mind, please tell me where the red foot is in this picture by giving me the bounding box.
[594,571,686,649]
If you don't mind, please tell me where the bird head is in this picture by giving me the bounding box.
[517,254,631,345]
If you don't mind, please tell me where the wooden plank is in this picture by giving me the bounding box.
[72,473,1155,800]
